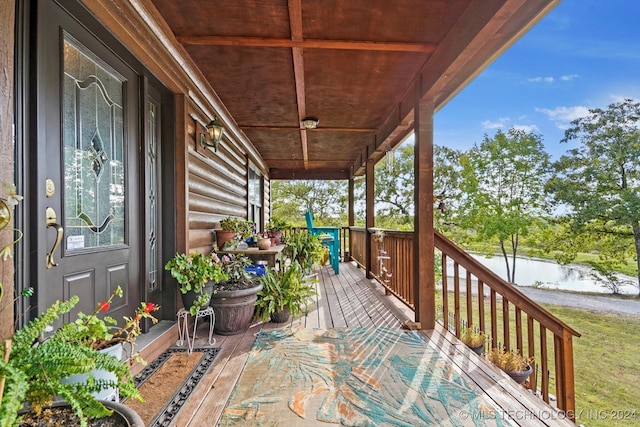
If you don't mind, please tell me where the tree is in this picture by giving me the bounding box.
[459,128,550,284]
[546,98,640,295]
[271,180,347,226]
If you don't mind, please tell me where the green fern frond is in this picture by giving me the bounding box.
[0,360,29,427]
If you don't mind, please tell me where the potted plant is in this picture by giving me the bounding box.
[164,251,228,315]
[459,325,487,355]
[284,231,325,273]
[209,253,263,335]
[0,288,157,426]
[216,216,253,249]
[255,261,318,323]
[0,183,150,426]
[266,217,290,245]
[486,347,533,385]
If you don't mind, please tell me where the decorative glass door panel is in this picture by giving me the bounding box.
[62,35,126,251]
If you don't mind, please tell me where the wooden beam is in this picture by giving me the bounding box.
[414,96,435,330]
[269,169,350,180]
[240,125,376,133]
[287,0,310,168]
[176,35,437,53]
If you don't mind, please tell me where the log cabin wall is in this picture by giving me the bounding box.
[186,100,250,255]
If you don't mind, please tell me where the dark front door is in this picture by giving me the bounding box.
[34,0,141,320]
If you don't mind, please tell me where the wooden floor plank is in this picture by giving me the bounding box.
[170,262,570,427]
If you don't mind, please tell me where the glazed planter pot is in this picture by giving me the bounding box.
[506,364,533,385]
[257,238,271,250]
[467,342,484,356]
[19,399,144,427]
[210,282,263,335]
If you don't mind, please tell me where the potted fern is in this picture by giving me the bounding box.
[0,291,156,426]
[255,261,318,323]
[165,251,228,315]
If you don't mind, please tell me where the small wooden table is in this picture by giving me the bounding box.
[218,244,286,269]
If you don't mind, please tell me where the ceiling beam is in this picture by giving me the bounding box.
[288,0,310,169]
[176,35,437,53]
[240,125,376,133]
[270,169,350,180]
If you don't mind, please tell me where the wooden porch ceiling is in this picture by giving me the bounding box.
[150,0,559,179]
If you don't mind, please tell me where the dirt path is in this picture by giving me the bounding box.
[515,286,640,317]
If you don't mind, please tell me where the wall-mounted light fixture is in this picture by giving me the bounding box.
[200,117,225,151]
[301,117,319,129]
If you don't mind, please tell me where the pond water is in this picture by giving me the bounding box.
[446,255,638,295]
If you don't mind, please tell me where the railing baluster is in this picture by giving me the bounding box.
[442,253,448,330]
[503,298,510,351]
[466,270,473,326]
[477,280,485,333]
[540,325,549,403]
[527,314,536,392]
[490,289,497,349]
[515,307,523,353]
[453,262,461,336]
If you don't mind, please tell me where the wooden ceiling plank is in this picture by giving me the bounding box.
[176,35,437,53]
[239,125,376,132]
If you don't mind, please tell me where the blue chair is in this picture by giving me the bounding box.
[305,209,340,274]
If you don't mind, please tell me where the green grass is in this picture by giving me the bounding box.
[541,304,640,427]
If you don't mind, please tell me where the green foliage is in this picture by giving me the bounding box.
[216,253,255,289]
[0,297,143,427]
[219,216,253,239]
[547,98,640,294]
[285,231,325,270]
[271,180,347,227]
[165,251,228,314]
[266,217,291,232]
[255,261,318,321]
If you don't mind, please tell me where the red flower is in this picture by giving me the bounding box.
[98,301,110,312]
[144,302,156,313]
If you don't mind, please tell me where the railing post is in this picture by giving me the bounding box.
[559,329,577,421]
[365,158,375,278]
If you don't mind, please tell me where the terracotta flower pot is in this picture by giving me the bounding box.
[215,229,236,249]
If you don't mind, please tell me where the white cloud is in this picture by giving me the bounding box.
[528,76,554,83]
[481,117,510,129]
[512,124,540,133]
[535,105,590,129]
[560,74,580,81]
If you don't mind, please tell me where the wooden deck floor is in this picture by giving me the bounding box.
[169,262,573,427]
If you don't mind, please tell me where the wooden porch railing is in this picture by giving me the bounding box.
[349,227,581,420]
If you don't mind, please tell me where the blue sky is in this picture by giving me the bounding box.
[433,0,640,159]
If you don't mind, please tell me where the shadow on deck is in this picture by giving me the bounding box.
[152,262,572,426]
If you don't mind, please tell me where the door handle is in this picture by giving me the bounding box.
[45,207,63,269]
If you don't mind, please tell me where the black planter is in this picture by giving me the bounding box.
[210,282,263,335]
[19,399,144,426]
[181,282,215,313]
[270,307,290,323]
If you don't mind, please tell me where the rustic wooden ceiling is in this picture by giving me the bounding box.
[150,0,558,179]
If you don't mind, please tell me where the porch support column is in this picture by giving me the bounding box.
[347,177,355,261]
[414,97,435,329]
[365,157,375,278]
